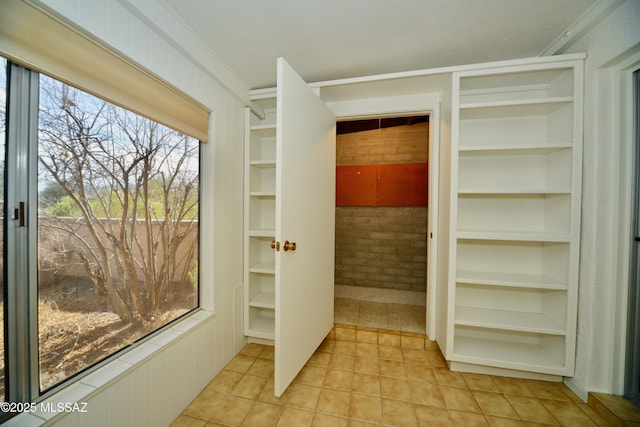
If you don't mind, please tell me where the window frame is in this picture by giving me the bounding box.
[1,59,204,423]
[5,61,40,404]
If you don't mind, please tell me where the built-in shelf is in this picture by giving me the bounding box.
[248,229,276,237]
[457,188,570,195]
[247,307,275,339]
[245,102,278,342]
[457,148,572,193]
[456,231,571,243]
[448,60,582,377]
[453,327,566,373]
[250,160,277,168]
[250,124,277,134]
[458,144,572,154]
[456,270,567,290]
[250,291,275,309]
[459,97,572,119]
[455,306,566,335]
[250,191,276,197]
[249,261,275,274]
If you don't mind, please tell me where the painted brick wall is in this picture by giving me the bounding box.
[337,122,428,165]
[335,122,428,292]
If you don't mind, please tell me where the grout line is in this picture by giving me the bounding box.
[175,325,611,427]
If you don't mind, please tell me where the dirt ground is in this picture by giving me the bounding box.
[36,278,195,391]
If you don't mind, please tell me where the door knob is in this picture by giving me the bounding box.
[283,240,296,252]
[271,240,280,251]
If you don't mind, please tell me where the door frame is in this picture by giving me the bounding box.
[605,49,640,397]
[626,67,640,406]
[321,92,441,339]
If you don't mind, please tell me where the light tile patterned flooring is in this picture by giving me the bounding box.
[171,324,613,427]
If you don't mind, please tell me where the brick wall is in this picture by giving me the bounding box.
[335,206,427,291]
[335,121,428,292]
[336,122,428,165]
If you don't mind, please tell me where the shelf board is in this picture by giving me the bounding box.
[250,291,275,309]
[250,124,277,137]
[459,97,572,119]
[248,229,275,237]
[455,306,566,335]
[458,188,570,195]
[458,144,571,155]
[250,160,276,168]
[457,230,571,242]
[249,261,275,274]
[459,69,572,93]
[249,191,276,198]
[452,333,567,375]
[456,270,567,290]
[247,316,275,340]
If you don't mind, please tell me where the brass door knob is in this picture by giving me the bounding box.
[271,240,280,251]
[283,240,296,252]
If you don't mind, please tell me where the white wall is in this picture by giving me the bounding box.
[555,0,640,400]
[6,0,248,425]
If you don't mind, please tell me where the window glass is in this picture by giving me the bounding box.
[37,74,199,391]
[0,57,6,401]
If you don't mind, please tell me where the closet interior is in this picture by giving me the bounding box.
[334,116,429,334]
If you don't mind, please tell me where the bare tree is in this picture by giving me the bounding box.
[37,76,199,324]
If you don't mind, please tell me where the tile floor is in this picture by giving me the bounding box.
[589,392,640,426]
[334,298,425,334]
[171,324,614,427]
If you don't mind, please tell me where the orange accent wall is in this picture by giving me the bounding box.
[336,163,428,207]
[336,165,377,206]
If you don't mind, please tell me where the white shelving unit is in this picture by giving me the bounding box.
[448,59,583,378]
[244,99,277,341]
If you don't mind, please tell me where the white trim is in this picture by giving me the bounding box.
[309,54,587,90]
[614,53,640,394]
[248,54,588,101]
[427,101,440,340]
[540,0,623,56]
[326,91,441,341]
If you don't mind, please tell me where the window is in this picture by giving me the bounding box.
[1,60,200,413]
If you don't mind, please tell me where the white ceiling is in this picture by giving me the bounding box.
[163,0,597,90]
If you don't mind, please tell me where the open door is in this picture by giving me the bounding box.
[274,58,336,396]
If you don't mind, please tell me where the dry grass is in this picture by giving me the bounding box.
[1,277,195,393]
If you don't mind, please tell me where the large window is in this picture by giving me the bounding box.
[1,60,199,410]
[36,74,200,390]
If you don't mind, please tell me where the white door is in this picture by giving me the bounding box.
[274,58,336,396]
